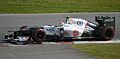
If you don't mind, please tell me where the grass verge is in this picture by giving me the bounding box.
[72,43,120,59]
[0,0,120,13]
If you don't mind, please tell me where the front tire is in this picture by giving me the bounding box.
[32,29,46,44]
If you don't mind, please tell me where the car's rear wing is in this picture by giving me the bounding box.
[95,16,115,29]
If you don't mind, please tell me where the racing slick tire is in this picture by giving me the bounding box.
[100,27,115,41]
[32,29,46,44]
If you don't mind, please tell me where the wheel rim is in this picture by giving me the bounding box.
[37,32,44,39]
[105,29,113,37]
[34,30,46,44]
[104,28,114,39]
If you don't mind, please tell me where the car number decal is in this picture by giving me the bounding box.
[77,21,83,26]
[46,28,54,32]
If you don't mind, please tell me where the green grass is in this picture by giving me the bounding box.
[72,43,120,59]
[0,0,120,13]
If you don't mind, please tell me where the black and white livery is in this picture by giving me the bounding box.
[5,16,115,45]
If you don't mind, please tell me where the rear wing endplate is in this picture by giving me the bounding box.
[95,16,115,29]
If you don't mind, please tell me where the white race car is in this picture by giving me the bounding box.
[5,16,115,45]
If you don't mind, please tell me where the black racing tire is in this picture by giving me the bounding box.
[32,29,46,44]
[100,27,115,41]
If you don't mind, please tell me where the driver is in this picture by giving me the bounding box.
[66,16,70,23]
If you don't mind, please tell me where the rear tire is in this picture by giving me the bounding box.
[100,27,115,41]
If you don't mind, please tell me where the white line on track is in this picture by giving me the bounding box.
[73,40,120,44]
[1,40,120,47]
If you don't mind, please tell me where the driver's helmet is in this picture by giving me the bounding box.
[59,22,64,26]
[66,16,70,22]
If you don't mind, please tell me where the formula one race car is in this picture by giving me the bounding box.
[5,16,115,45]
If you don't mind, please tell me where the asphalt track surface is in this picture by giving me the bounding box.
[0,13,120,59]
[0,44,96,59]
